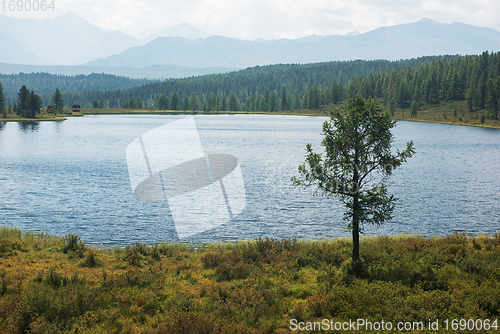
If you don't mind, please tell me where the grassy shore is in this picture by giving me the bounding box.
[79,100,500,129]
[0,113,67,122]
[2,101,499,129]
[0,226,499,333]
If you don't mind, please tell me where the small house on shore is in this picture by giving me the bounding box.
[72,104,81,112]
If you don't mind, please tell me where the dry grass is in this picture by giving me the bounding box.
[1,226,500,333]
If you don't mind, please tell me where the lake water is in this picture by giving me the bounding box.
[0,115,499,245]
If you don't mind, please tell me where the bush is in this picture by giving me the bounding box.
[80,249,102,268]
[0,239,25,257]
[45,267,69,289]
[62,234,86,256]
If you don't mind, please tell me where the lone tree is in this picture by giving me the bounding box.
[292,95,415,262]
[52,87,64,115]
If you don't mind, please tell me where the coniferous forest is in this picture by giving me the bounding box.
[63,52,500,120]
[1,52,499,121]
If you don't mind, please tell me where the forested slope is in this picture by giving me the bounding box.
[2,52,499,121]
[61,56,449,109]
[0,72,154,106]
[63,52,500,120]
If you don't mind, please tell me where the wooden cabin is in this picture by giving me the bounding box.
[72,104,81,113]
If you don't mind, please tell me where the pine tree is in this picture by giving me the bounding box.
[52,87,64,115]
[17,85,30,118]
[487,77,499,119]
[170,92,179,110]
[270,91,277,112]
[280,86,288,110]
[0,82,6,118]
[190,95,199,111]
[28,91,42,118]
[228,92,238,111]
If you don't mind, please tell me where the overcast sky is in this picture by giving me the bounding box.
[3,0,500,39]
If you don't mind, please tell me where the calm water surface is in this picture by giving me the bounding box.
[0,115,499,245]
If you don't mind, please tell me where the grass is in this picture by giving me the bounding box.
[0,225,499,333]
[3,101,499,129]
[392,101,500,129]
[0,113,67,122]
[78,100,500,129]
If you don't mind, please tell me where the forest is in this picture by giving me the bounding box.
[60,56,450,110]
[64,51,499,121]
[1,52,499,121]
[0,72,155,107]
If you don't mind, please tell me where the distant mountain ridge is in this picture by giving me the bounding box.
[142,23,210,43]
[1,13,500,77]
[0,12,141,65]
[0,13,209,66]
[86,18,500,69]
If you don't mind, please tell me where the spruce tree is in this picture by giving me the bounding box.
[52,87,64,115]
[0,82,6,118]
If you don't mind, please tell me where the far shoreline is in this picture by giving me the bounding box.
[2,104,499,129]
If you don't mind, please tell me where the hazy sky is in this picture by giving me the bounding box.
[3,0,500,39]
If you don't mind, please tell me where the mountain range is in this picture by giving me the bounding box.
[1,13,499,79]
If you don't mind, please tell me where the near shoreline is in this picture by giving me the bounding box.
[0,225,499,333]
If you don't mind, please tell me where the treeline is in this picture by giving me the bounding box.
[70,52,499,119]
[345,51,500,119]
[0,84,64,119]
[0,72,155,107]
[61,57,448,109]
[153,51,497,118]
[3,53,499,119]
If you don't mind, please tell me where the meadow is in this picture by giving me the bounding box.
[0,225,499,333]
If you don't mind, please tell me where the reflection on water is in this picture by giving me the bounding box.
[18,122,39,132]
[0,115,499,246]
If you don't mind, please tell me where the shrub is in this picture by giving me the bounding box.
[0,239,25,257]
[62,234,86,256]
[124,242,159,266]
[80,249,102,268]
[46,267,69,289]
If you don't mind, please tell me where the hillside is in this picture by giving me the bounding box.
[61,56,447,108]
[0,72,155,106]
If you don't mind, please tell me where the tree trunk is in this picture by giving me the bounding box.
[352,146,360,262]
[352,192,360,261]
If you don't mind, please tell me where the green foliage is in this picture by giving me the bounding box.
[1,225,500,333]
[13,85,43,118]
[17,85,30,117]
[0,82,6,118]
[80,249,102,268]
[292,96,415,261]
[0,239,25,257]
[62,233,86,256]
[29,56,444,111]
[170,92,180,110]
[5,52,500,121]
[123,242,160,266]
[51,87,64,114]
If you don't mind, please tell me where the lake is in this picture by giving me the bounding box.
[0,115,499,245]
